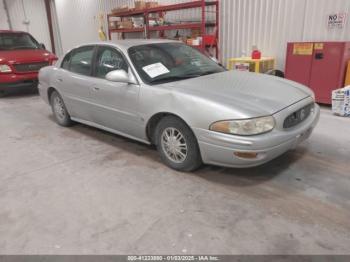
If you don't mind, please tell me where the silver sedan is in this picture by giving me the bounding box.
[38,40,320,171]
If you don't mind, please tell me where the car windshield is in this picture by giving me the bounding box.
[0,33,41,51]
[128,43,225,84]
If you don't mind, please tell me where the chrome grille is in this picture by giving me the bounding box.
[13,62,49,72]
[283,103,314,129]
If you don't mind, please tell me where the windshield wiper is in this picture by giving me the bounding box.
[150,74,200,84]
[198,70,221,76]
[149,70,223,84]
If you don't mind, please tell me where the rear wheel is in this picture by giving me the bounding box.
[155,116,202,172]
[50,91,72,127]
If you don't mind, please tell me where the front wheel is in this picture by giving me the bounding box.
[50,91,73,127]
[155,116,202,172]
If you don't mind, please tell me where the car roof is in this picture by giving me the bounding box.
[110,39,180,48]
[75,39,181,51]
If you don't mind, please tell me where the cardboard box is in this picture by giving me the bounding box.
[186,39,193,45]
[135,0,146,10]
[332,86,350,116]
[191,29,201,38]
[146,1,158,8]
[112,6,129,14]
[109,21,118,29]
[117,21,134,29]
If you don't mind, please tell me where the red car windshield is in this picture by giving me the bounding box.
[0,33,41,51]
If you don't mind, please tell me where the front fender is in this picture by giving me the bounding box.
[139,84,237,132]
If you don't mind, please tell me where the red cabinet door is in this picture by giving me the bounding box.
[285,42,314,87]
[309,42,345,104]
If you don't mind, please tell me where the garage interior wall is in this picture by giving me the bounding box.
[2,0,52,51]
[0,0,10,29]
[53,0,350,69]
[222,0,350,70]
[53,0,215,56]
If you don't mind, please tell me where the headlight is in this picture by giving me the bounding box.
[210,116,275,136]
[310,91,316,101]
[0,64,12,73]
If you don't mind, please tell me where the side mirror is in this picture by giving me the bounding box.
[40,43,46,50]
[105,69,137,84]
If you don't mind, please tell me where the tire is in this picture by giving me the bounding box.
[50,91,73,127]
[155,116,202,172]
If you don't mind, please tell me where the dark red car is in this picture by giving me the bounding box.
[0,30,57,96]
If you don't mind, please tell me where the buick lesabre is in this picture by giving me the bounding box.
[38,40,320,171]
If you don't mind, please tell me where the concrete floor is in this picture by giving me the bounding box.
[0,93,350,255]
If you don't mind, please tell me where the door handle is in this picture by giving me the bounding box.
[57,77,63,82]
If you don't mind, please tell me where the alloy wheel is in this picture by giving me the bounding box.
[160,127,188,163]
[53,96,66,122]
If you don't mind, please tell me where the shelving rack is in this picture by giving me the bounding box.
[107,0,219,58]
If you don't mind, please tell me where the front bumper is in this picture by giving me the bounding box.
[0,72,38,92]
[194,97,320,168]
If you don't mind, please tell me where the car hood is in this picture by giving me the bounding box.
[164,71,312,117]
[0,49,55,64]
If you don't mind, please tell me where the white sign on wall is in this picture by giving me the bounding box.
[328,13,348,29]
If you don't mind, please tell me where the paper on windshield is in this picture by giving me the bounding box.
[142,63,170,78]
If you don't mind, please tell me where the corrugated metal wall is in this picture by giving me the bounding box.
[303,0,350,41]
[3,0,52,51]
[0,0,10,29]
[221,0,307,69]
[54,0,350,69]
[54,0,101,53]
[221,0,350,69]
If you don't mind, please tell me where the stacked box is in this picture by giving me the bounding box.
[117,21,134,29]
[332,86,350,116]
[146,1,158,8]
[135,0,146,10]
[112,6,129,13]
[109,21,118,29]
